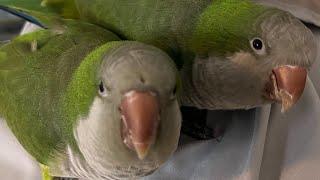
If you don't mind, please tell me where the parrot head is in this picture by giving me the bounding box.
[187,2,317,111]
[250,10,316,112]
[65,42,181,178]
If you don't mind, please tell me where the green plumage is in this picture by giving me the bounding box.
[0,0,277,67]
[0,0,78,18]
[73,0,272,56]
[76,0,278,57]
[41,0,79,18]
[191,1,272,55]
[0,0,316,148]
[0,20,119,164]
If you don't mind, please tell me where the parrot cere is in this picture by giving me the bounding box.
[0,20,181,179]
[2,0,315,111]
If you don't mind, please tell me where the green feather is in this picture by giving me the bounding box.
[0,20,119,164]
[40,164,53,180]
[41,0,79,18]
[0,0,78,18]
[71,0,279,62]
[74,0,211,68]
[0,0,78,28]
[0,40,10,47]
[73,0,278,58]
[191,0,274,56]
[0,0,280,64]
[0,0,48,12]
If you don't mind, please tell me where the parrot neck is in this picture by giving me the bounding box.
[179,53,270,110]
[179,55,253,110]
[48,145,103,179]
[49,140,158,179]
[179,56,218,109]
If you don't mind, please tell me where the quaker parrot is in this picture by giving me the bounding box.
[0,0,317,113]
[0,19,181,179]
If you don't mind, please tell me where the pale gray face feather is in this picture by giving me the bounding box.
[73,42,181,179]
[181,10,317,111]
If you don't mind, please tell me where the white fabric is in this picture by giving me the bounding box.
[1,1,320,179]
[257,0,320,26]
[0,119,41,180]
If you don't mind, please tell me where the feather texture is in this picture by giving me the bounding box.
[0,20,119,164]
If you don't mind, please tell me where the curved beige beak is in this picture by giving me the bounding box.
[267,65,307,112]
[120,90,160,160]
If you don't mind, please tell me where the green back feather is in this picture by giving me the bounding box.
[74,0,212,68]
[73,0,279,63]
[0,0,279,64]
[0,20,119,164]
[0,0,79,18]
[41,0,79,18]
[0,0,47,12]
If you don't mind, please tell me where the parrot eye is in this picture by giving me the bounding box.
[173,86,177,95]
[98,81,108,97]
[170,85,177,100]
[250,38,266,55]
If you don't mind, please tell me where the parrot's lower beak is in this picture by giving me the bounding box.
[120,90,160,160]
[265,65,307,112]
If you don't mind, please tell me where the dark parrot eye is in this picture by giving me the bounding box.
[173,86,177,95]
[170,85,178,100]
[99,81,105,92]
[252,39,263,50]
[98,81,108,97]
[250,38,266,55]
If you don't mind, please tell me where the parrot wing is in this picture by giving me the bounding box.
[0,0,79,28]
[0,19,119,164]
[0,0,78,18]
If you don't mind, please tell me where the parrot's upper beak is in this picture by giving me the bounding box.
[120,90,160,160]
[265,65,307,112]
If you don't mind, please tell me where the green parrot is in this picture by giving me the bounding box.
[0,0,317,112]
[0,19,181,179]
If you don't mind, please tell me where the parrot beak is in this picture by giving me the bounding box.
[265,65,307,112]
[120,90,160,160]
